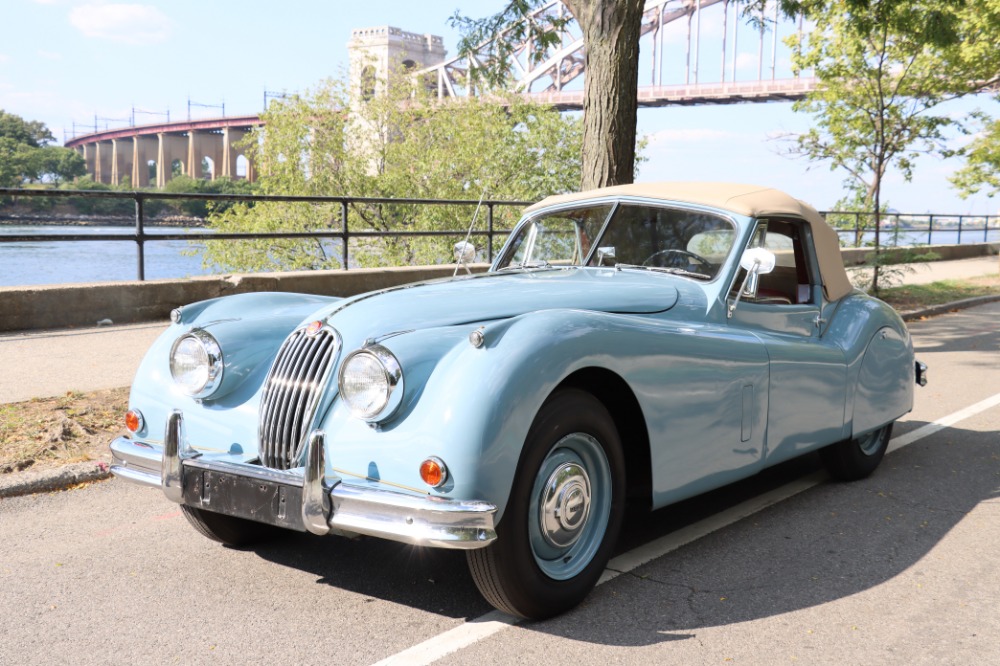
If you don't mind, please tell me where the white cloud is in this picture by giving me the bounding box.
[37,50,62,61]
[0,54,10,65]
[69,4,173,45]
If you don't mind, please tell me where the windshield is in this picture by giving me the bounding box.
[497,204,613,270]
[496,202,736,280]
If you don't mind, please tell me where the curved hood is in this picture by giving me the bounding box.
[319,268,681,341]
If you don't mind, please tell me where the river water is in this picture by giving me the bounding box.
[0,225,211,287]
[1,224,997,288]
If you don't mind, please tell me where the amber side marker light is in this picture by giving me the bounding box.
[419,457,448,488]
[124,409,144,433]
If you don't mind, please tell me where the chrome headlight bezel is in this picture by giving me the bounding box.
[169,329,224,398]
[337,344,404,422]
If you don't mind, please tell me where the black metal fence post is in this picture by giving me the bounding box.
[487,203,495,262]
[340,200,349,270]
[957,215,963,244]
[135,194,146,281]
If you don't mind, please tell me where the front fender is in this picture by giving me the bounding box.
[316,309,646,521]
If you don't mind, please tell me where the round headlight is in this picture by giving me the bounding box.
[338,345,403,422]
[169,330,223,398]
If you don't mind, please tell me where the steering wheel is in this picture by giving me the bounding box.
[641,248,712,270]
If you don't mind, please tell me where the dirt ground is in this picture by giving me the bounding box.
[0,387,127,475]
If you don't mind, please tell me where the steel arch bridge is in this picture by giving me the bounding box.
[419,0,816,108]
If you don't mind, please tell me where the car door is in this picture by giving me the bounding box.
[728,219,849,464]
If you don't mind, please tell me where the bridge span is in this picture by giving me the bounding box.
[64,115,262,188]
[68,1,816,186]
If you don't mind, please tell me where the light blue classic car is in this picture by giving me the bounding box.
[111,182,926,620]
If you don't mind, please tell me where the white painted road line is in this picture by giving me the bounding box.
[373,392,1000,666]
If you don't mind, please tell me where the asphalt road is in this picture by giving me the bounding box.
[1,302,998,665]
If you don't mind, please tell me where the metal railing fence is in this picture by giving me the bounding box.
[1,188,998,282]
[826,211,1000,247]
[0,188,531,281]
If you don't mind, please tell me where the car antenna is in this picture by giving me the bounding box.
[453,183,488,277]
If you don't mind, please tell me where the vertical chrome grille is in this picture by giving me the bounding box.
[258,326,340,470]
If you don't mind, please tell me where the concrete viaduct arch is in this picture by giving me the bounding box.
[65,116,262,187]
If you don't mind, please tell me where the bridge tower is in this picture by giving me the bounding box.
[347,26,447,100]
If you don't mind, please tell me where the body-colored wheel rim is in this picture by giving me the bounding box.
[527,432,612,580]
[857,426,886,456]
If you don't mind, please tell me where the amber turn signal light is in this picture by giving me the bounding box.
[419,457,448,488]
[124,409,144,433]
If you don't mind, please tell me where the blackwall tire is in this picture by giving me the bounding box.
[820,422,893,482]
[466,389,625,620]
[180,505,284,547]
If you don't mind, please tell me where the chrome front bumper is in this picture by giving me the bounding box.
[110,411,497,550]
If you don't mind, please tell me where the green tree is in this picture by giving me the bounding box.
[451,0,645,190]
[203,71,582,272]
[0,109,55,147]
[0,110,87,185]
[951,115,1000,198]
[784,0,1000,293]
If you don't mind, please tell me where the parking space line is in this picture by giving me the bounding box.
[372,391,1000,666]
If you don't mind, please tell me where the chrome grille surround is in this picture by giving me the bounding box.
[258,324,341,470]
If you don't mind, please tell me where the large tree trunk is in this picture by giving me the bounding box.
[565,0,645,190]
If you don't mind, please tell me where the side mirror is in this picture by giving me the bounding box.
[596,246,616,266]
[453,240,477,275]
[739,247,776,274]
[728,248,777,319]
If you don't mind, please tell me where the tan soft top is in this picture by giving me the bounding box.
[526,182,853,302]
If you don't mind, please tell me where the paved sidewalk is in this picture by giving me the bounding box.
[1,255,997,405]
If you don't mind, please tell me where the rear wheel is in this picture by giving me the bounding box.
[467,389,625,620]
[820,422,893,481]
[180,505,284,547]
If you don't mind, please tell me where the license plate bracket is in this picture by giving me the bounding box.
[182,465,307,532]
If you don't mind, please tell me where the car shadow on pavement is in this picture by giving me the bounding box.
[249,518,494,620]
[523,422,998,646]
[242,422,998,634]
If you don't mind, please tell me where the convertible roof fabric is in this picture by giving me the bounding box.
[526,182,854,302]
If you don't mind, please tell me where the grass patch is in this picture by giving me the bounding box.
[876,275,1000,312]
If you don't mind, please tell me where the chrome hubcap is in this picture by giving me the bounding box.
[539,462,592,549]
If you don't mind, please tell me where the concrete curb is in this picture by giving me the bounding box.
[2,294,998,500]
[0,460,112,499]
[900,294,1000,321]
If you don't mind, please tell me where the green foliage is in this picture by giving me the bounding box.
[951,115,1000,198]
[162,175,257,217]
[60,177,134,216]
[204,71,582,272]
[0,110,86,185]
[785,0,1000,292]
[0,109,54,147]
[448,1,570,89]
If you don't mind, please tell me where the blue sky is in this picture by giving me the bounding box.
[1,0,997,214]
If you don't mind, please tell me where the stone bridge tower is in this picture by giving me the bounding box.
[347,26,447,100]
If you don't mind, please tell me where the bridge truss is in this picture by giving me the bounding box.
[419,0,816,108]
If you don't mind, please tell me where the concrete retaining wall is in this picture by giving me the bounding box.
[839,242,999,266]
[1,265,487,334]
[2,242,996,334]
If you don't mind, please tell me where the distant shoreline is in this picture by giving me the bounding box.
[0,214,207,228]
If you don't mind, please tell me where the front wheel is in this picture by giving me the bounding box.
[819,422,893,481]
[467,389,625,620]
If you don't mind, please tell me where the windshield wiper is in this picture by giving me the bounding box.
[498,260,552,272]
[614,264,711,280]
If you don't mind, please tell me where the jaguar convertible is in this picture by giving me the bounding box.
[110,182,926,620]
